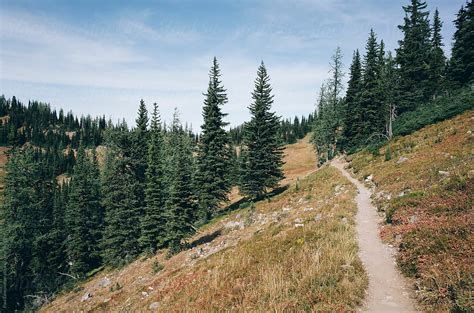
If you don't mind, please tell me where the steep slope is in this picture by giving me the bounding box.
[333,159,416,312]
[42,136,368,312]
[347,110,474,312]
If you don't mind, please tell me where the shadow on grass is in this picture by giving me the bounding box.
[188,229,222,248]
[220,184,290,215]
[188,185,290,249]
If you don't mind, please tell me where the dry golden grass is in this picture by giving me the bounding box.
[282,135,318,185]
[348,109,474,312]
[42,135,367,312]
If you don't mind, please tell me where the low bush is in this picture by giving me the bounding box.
[393,88,474,137]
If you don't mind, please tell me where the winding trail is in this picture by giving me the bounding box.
[332,159,417,312]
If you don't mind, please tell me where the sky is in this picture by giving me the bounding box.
[0,0,464,130]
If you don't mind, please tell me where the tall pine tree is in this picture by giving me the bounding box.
[130,100,149,225]
[396,0,432,112]
[196,57,231,223]
[239,62,284,199]
[165,110,197,252]
[447,1,474,87]
[139,103,166,254]
[101,133,141,265]
[66,143,102,277]
[360,30,385,142]
[429,8,447,96]
[342,50,363,150]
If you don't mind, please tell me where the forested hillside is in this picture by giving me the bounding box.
[311,1,474,162]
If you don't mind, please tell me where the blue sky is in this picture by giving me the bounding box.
[0,0,464,129]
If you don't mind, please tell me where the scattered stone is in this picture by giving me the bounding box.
[81,292,92,302]
[294,223,304,228]
[409,215,418,224]
[141,291,148,297]
[103,298,111,303]
[303,207,314,212]
[365,174,373,182]
[282,207,292,212]
[468,170,474,179]
[148,286,154,291]
[341,217,348,224]
[314,213,323,222]
[98,277,111,288]
[149,302,160,310]
[438,170,450,176]
[397,156,409,164]
[224,220,244,230]
[294,218,303,224]
[467,130,472,135]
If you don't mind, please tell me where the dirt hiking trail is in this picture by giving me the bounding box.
[332,159,417,312]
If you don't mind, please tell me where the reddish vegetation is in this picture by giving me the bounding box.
[350,110,474,311]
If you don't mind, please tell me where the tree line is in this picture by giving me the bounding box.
[230,113,314,145]
[1,59,285,311]
[313,0,474,163]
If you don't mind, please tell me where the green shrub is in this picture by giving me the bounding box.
[152,260,164,274]
[384,146,392,161]
[393,88,474,137]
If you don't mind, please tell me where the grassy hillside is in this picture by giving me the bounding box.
[42,136,368,312]
[348,109,474,312]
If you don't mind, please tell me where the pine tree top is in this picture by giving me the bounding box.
[135,99,149,132]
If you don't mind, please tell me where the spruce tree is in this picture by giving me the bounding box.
[448,2,474,87]
[2,147,43,310]
[196,57,231,222]
[429,8,447,96]
[396,0,432,112]
[101,145,141,265]
[342,50,363,150]
[139,103,166,254]
[130,99,149,221]
[65,143,101,276]
[165,110,197,252]
[239,62,284,199]
[360,29,385,141]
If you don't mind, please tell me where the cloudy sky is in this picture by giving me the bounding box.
[0,0,463,129]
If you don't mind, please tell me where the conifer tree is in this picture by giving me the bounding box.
[342,50,363,150]
[101,124,141,265]
[66,143,101,276]
[360,29,385,141]
[101,145,141,265]
[312,48,345,162]
[2,147,43,310]
[130,99,149,219]
[139,103,166,254]
[429,8,447,96]
[396,0,432,112]
[448,1,474,87]
[196,57,231,222]
[165,110,197,252]
[239,62,284,199]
